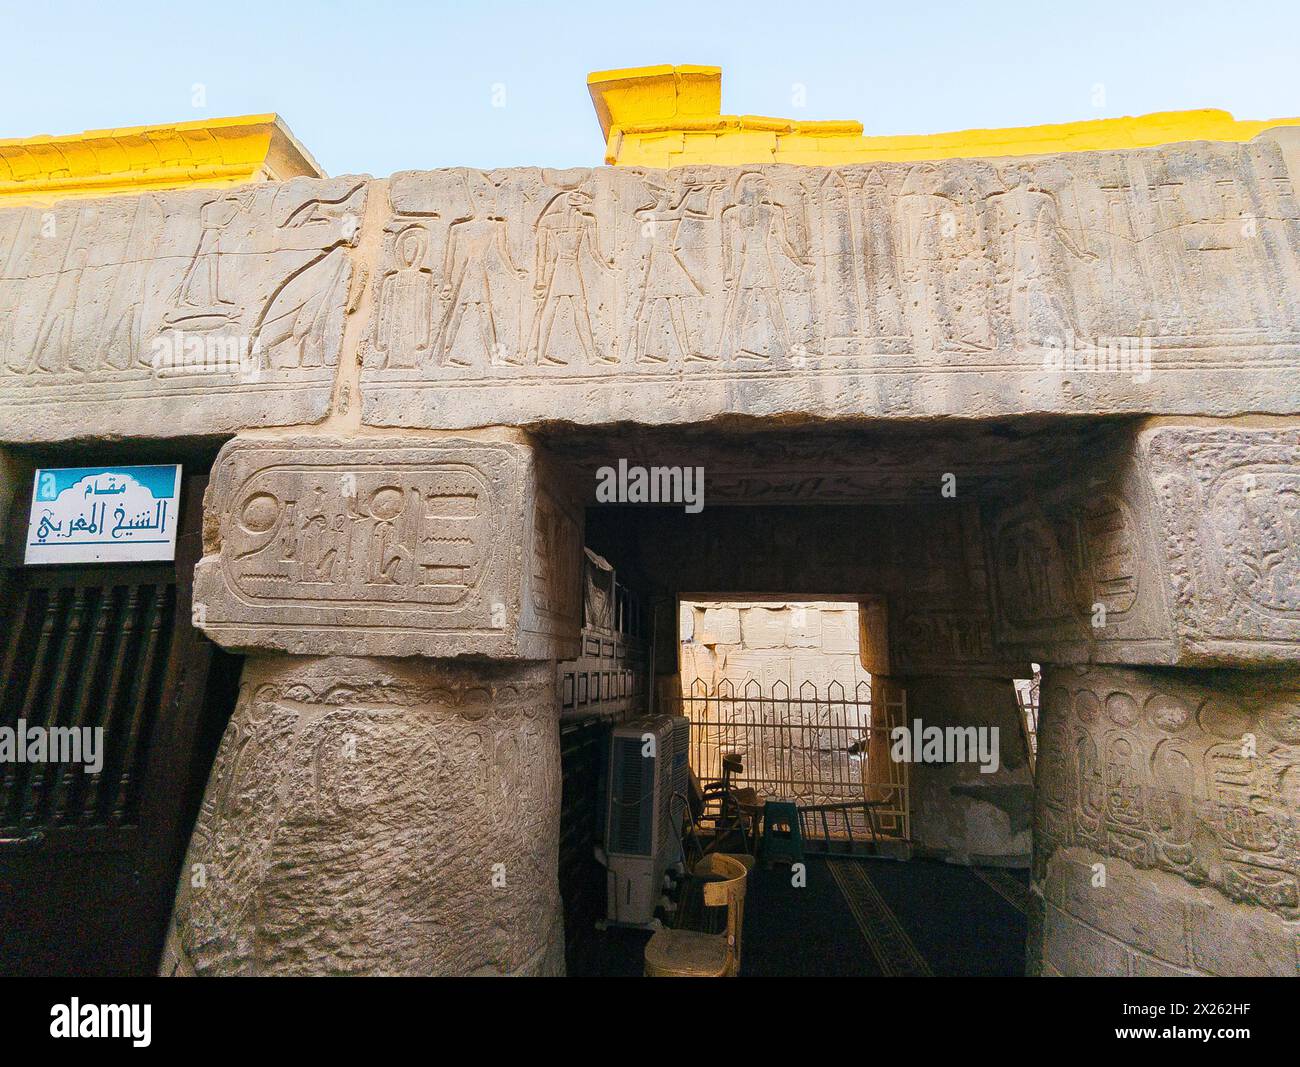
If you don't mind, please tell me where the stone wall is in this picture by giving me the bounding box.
[677,600,873,813]
[678,600,866,693]
[906,676,1034,866]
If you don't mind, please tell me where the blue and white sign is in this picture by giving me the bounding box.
[25,465,183,564]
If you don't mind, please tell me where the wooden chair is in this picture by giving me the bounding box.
[696,753,753,855]
[644,853,748,977]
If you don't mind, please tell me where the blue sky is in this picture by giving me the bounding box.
[4,1,1299,177]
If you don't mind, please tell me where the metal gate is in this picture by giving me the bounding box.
[684,678,909,848]
[0,471,242,975]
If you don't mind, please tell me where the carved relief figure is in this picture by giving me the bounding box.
[860,171,907,346]
[250,182,366,370]
[631,176,716,364]
[719,173,814,361]
[438,177,528,368]
[374,226,434,369]
[818,172,863,349]
[1085,168,1158,337]
[165,192,253,330]
[985,165,1098,348]
[895,165,992,353]
[528,186,613,366]
[996,516,1074,624]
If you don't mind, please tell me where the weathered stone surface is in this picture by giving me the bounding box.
[821,608,859,654]
[0,178,367,441]
[162,655,565,976]
[698,604,741,645]
[192,435,582,659]
[359,145,1300,429]
[1034,846,1299,977]
[1034,663,1300,933]
[1143,423,1300,664]
[678,601,867,696]
[988,425,1174,663]
[739,605,788,649]
[990,420,1300,666]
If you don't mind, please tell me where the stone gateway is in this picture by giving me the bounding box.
[0,68,1297,978]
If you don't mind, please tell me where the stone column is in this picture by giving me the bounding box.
[163,433,583,975]
[1031,663,1299,977]
[883,520,1036,865]
[987,420,1300,976]
[162,655,565,976]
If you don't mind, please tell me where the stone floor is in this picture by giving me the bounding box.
[571,857,1030,977]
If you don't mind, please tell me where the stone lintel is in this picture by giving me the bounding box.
[0,176,367,442]
[989,419,1300,668]
[359,143,1300,430]
[192,434,583,660]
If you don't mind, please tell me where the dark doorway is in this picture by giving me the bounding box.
[0,466,242,976]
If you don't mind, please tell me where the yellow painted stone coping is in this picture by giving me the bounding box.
[0,114,325,205]
[590,64,1300,166]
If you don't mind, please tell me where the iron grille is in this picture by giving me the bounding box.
[0,580,176,832]
[682,677,909,844]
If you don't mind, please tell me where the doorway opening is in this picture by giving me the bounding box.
[674,597,907,851]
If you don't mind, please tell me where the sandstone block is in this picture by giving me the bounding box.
[192,435,582,659]
[1035,664,1300,925]
[358,146,1300,430]
[990,421,1300,667]
[0,178,367,441]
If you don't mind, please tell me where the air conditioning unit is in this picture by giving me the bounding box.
[599,715,682,926]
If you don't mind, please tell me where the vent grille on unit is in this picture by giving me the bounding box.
[613,735,651,854]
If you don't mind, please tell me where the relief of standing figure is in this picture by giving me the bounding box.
[719,174,814,362]
[528,186,614,366]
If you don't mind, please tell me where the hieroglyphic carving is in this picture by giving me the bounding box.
[1035,664,1300,919]
[1143,425,1300,660]
[162,655,565,976]
[994,491,1144,629]
[992,422,1300,666]
[359,142,1300,428]
[526,488,583,628]
[0,178,367,440]
[891,608,997,674]
[193,436,581,659]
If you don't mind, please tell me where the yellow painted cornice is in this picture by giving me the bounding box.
[590,64,1300,167]
[0,114,325,206]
